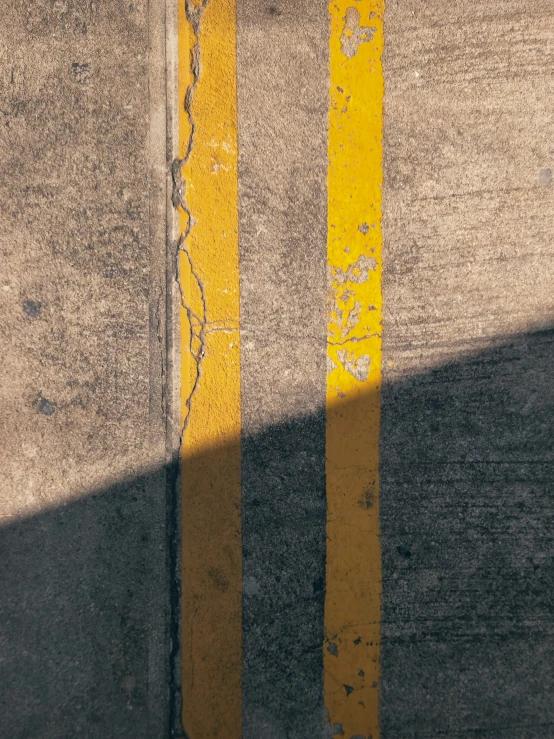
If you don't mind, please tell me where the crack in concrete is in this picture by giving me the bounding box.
[328,333,381,347]
[171,0,212,445]
[168,7,212,735]
[177,238,207,439]
[171,0,211,212]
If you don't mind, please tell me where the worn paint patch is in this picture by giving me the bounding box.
[177,0,241,737]
[334,255,378,285]
[325,0,384,737]
[340,7,376,60]
[337,351,372,383]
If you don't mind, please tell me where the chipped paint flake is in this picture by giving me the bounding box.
[333,255,377,285]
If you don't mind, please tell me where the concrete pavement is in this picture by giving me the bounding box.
[1,0,553,737]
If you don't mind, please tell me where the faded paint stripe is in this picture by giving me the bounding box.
[177,0,241,737]
[325,1,384,737]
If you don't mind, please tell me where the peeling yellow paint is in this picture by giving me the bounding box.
[178,0,241,736]
[325,0,384,736]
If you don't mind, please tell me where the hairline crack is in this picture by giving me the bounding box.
[172,0,212,445]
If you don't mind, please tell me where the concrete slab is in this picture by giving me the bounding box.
[0,1,174,736]
[2,0,554,737]
[236,2,329,736]
[381,1,554,735]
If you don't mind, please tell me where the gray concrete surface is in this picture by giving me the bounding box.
[381,1,554,735]
[236,2,329,736]
[0,1,176,736]
[380,331,554,738]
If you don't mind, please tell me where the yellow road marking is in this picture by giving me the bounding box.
[178,0,241,736]
[325,1,384,736]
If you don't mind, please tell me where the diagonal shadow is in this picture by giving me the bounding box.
[1,327,553,738]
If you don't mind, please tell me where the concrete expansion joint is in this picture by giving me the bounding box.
[156,289,165,417]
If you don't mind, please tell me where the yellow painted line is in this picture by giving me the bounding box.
[325,1,384,736]
[177,0,241,737]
